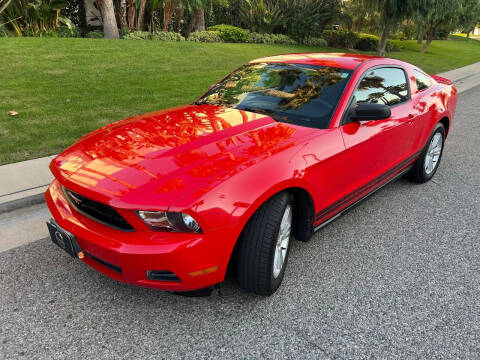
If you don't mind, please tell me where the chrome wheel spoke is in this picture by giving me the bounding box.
[424,133,443,175]
[273,205,292,279]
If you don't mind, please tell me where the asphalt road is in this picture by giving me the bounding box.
[1,87,479,359]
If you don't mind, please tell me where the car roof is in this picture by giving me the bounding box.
[249,52,385,70]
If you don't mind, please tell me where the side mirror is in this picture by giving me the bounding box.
[351,103,391,121]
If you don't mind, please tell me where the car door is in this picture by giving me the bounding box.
[339,66,419,200]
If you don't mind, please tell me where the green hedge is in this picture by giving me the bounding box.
[356,33,400,52]
[86,30,104,38]
[323,30,400,52]
[207,25,250,43]
[187,31,223,42]
[121,31,185,41]
[248,32,297,45]
[153,31,185,41]
[322,30,359,49]
[303,37,328,47]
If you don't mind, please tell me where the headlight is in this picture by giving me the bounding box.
[137,211,202,233]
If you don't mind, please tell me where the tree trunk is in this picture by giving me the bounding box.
[102,0,119,38]
[137,0,146,30]
[421,28,435,53]
[466,27,474,38]
[119,0,127,29]
[127,0,135,29]
[185,9,199,38]
[417,30,423,44]
[163,0,178,32]
[378,23,390,56]
[176,7,184,32]
[195,8,205,31]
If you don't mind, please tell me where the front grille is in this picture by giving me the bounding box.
[64,188,133,231]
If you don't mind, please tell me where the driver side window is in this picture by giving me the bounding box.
[355,67,409,107]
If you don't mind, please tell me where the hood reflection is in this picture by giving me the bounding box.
[54,104,301,203]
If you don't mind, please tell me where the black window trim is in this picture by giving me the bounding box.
[341,64,412,125]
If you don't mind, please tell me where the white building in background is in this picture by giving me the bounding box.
[84,0,102,27]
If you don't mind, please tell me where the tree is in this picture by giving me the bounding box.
[362,0,412,56]
[137,0,147,29]
[413,0,461,53]
[163,0,179,31]
[184,0,227,37]
[119,0,128,29]
[0,0,12,15]
[458,0,480,38]
[102,0,119,38]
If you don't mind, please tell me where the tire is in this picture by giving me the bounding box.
[408,123,445,183]
[235,192,294,296]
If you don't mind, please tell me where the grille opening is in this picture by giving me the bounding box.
[147,270,181,282]
[64,188,133,231]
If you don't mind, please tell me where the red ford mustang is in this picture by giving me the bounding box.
[46,53,457,296]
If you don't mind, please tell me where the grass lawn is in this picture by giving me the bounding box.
[1,36,479,165]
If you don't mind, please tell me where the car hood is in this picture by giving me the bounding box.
[51,104,309,209]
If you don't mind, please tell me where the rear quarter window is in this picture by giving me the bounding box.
[414,70,432,91]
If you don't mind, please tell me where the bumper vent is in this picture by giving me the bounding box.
[147,270,181,282]
[64,188,133,231]
[85,252,122,273]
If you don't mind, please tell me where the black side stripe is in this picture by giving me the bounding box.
[315,151,421,222]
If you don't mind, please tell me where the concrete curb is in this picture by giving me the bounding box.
[0,193,46,214]
[0,62,479,215]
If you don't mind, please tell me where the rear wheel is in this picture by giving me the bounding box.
[235,192,294,296]
[409,123,445,183]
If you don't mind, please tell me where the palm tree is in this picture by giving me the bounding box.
[0,0,12,15]
[102,0,119,38]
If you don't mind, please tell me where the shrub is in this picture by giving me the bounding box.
[248,32,297,44]
[122,31,152,40]
[119,29,132,38]
[239,0,283,34]
[56,25,80,38]
[86,30,104,38]
[302,37,328,47]
[153,31,185,41]
[248,32,265,43]
[322,30,359,49]
[283,0,340,42]
[207,24,249,43]
[0,28,12,37]
[355,33,378,51]
[267,34,297,45]
[386,40,400,52]
[355,33,400,52]
[187,31,222,42]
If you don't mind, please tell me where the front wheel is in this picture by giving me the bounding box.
[235,192,294,296]
[408,123,445,183]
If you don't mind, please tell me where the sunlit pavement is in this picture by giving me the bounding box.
[1,86,479,359]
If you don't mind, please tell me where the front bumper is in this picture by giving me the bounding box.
[45,179,239,291]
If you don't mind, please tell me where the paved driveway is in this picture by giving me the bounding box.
[1,87,479,359]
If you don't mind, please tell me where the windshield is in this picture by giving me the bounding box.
[196,63,353,129]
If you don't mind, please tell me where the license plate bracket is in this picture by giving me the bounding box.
[47,219,81,258]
